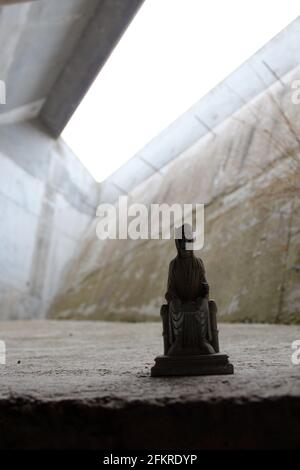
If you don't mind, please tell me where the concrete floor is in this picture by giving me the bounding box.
[0,320,300,449]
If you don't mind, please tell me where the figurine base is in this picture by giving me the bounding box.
[151,353,234,377]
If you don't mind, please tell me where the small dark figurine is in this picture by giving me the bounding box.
[151,224,234,376]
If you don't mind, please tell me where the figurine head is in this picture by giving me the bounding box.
[175,224,195,255]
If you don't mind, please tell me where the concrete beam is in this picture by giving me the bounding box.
[39,0,144,138]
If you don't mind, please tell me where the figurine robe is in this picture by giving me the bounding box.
[164,236,214,355]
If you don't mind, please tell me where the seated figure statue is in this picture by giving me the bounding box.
[151,224,233,377]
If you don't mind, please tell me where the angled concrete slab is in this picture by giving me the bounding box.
[39,0,145,137]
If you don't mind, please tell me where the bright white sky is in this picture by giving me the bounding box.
[62,0,299,182]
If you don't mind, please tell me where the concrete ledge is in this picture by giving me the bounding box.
[0,321,299,449]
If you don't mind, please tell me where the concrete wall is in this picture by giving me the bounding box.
[49,65,300,324]
[1,8,299,323]
[0,119,98,319]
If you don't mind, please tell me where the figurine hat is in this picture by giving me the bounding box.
[175,223,196,242]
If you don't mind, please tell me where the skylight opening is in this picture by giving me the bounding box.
[62,0,299,182]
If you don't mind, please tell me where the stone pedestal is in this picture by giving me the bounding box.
[151,353,234,377]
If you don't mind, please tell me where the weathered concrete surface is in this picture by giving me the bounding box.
[50,64,300,324]
[0,320,299,449]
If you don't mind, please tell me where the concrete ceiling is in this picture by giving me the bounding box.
[0,0,144,133]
